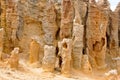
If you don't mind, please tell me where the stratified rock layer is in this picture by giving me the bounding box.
[0,0,120,77]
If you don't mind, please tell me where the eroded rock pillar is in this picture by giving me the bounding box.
[29,38,40,64]
[42,45,56,72]
[42,1,58,45]
[72,24,84,69]
[86,3,108,69]
[8,47,19,69]
[58,38,72,76]
[72,0,87,70]
[3,0,19,53]
[60,0,74,39]
[82,54,92,73]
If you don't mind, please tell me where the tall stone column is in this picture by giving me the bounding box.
[58,38,72,77]
[60,0,74,39]
[0,28,3,51]
[98,0,119,69]
[2,0,19,53]
[42,45,56,72]
[42,1,58,45]
[72,0,84,69]
[86,2,108,69]
[72,24,84,69]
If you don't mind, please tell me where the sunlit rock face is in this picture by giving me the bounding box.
[0,0,120,79]
[97,0,110,9]
[59,0,74,40]
[42,45,56,72]
[58,38,72,76]
[86,2,108,69]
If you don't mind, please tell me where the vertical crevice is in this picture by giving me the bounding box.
[83,3,89,54]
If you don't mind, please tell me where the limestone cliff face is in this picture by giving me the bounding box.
[0,0,120,73]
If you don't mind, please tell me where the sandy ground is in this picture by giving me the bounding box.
[0,57,119,80]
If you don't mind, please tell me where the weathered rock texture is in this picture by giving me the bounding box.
[115,2,120,56]
[72,22,84,69]
[82,54,92,73]
[42,45,56,72]
[60,0,74,39]
[86,2,108,69]
[98,0,119,69]
[0,28,3,51]
[8,47,19,69]
[58,39,72,76]
[42,1,58,45]
[29,38,40,64]
[0,0,120,77]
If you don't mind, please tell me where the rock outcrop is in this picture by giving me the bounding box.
[29,38,40,64]
[8,47,19,69]
[42,45,56,72]
[58,38,72,76]
[0,0,120,79]
[42,1,58,45]
[82,54,92,73]
[86,2,108,69]
[60,0,74,39]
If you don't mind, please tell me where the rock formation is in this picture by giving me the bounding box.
[42,45,56,72]
[60,0,74,39]
[72,15,84,69]
[72,24,84,69]
[8,47,19,69]
[97,0,110,10]
[0,28,3,51]
[98,0,119,69]
[115,2,120,56]
[42,1,58,45]
[0,28,4,61]
[86,2,108,69]
[0,0,120,79]
[71,0,88,70]
[58,38,72,76]
[82,54,92,73]
[29,38,40,64]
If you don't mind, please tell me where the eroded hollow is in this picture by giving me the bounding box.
[63,42,67,48]
[93,38,105,51]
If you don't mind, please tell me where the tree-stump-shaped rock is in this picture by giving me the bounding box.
[29,38,40,64]
[42,45,56,72]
